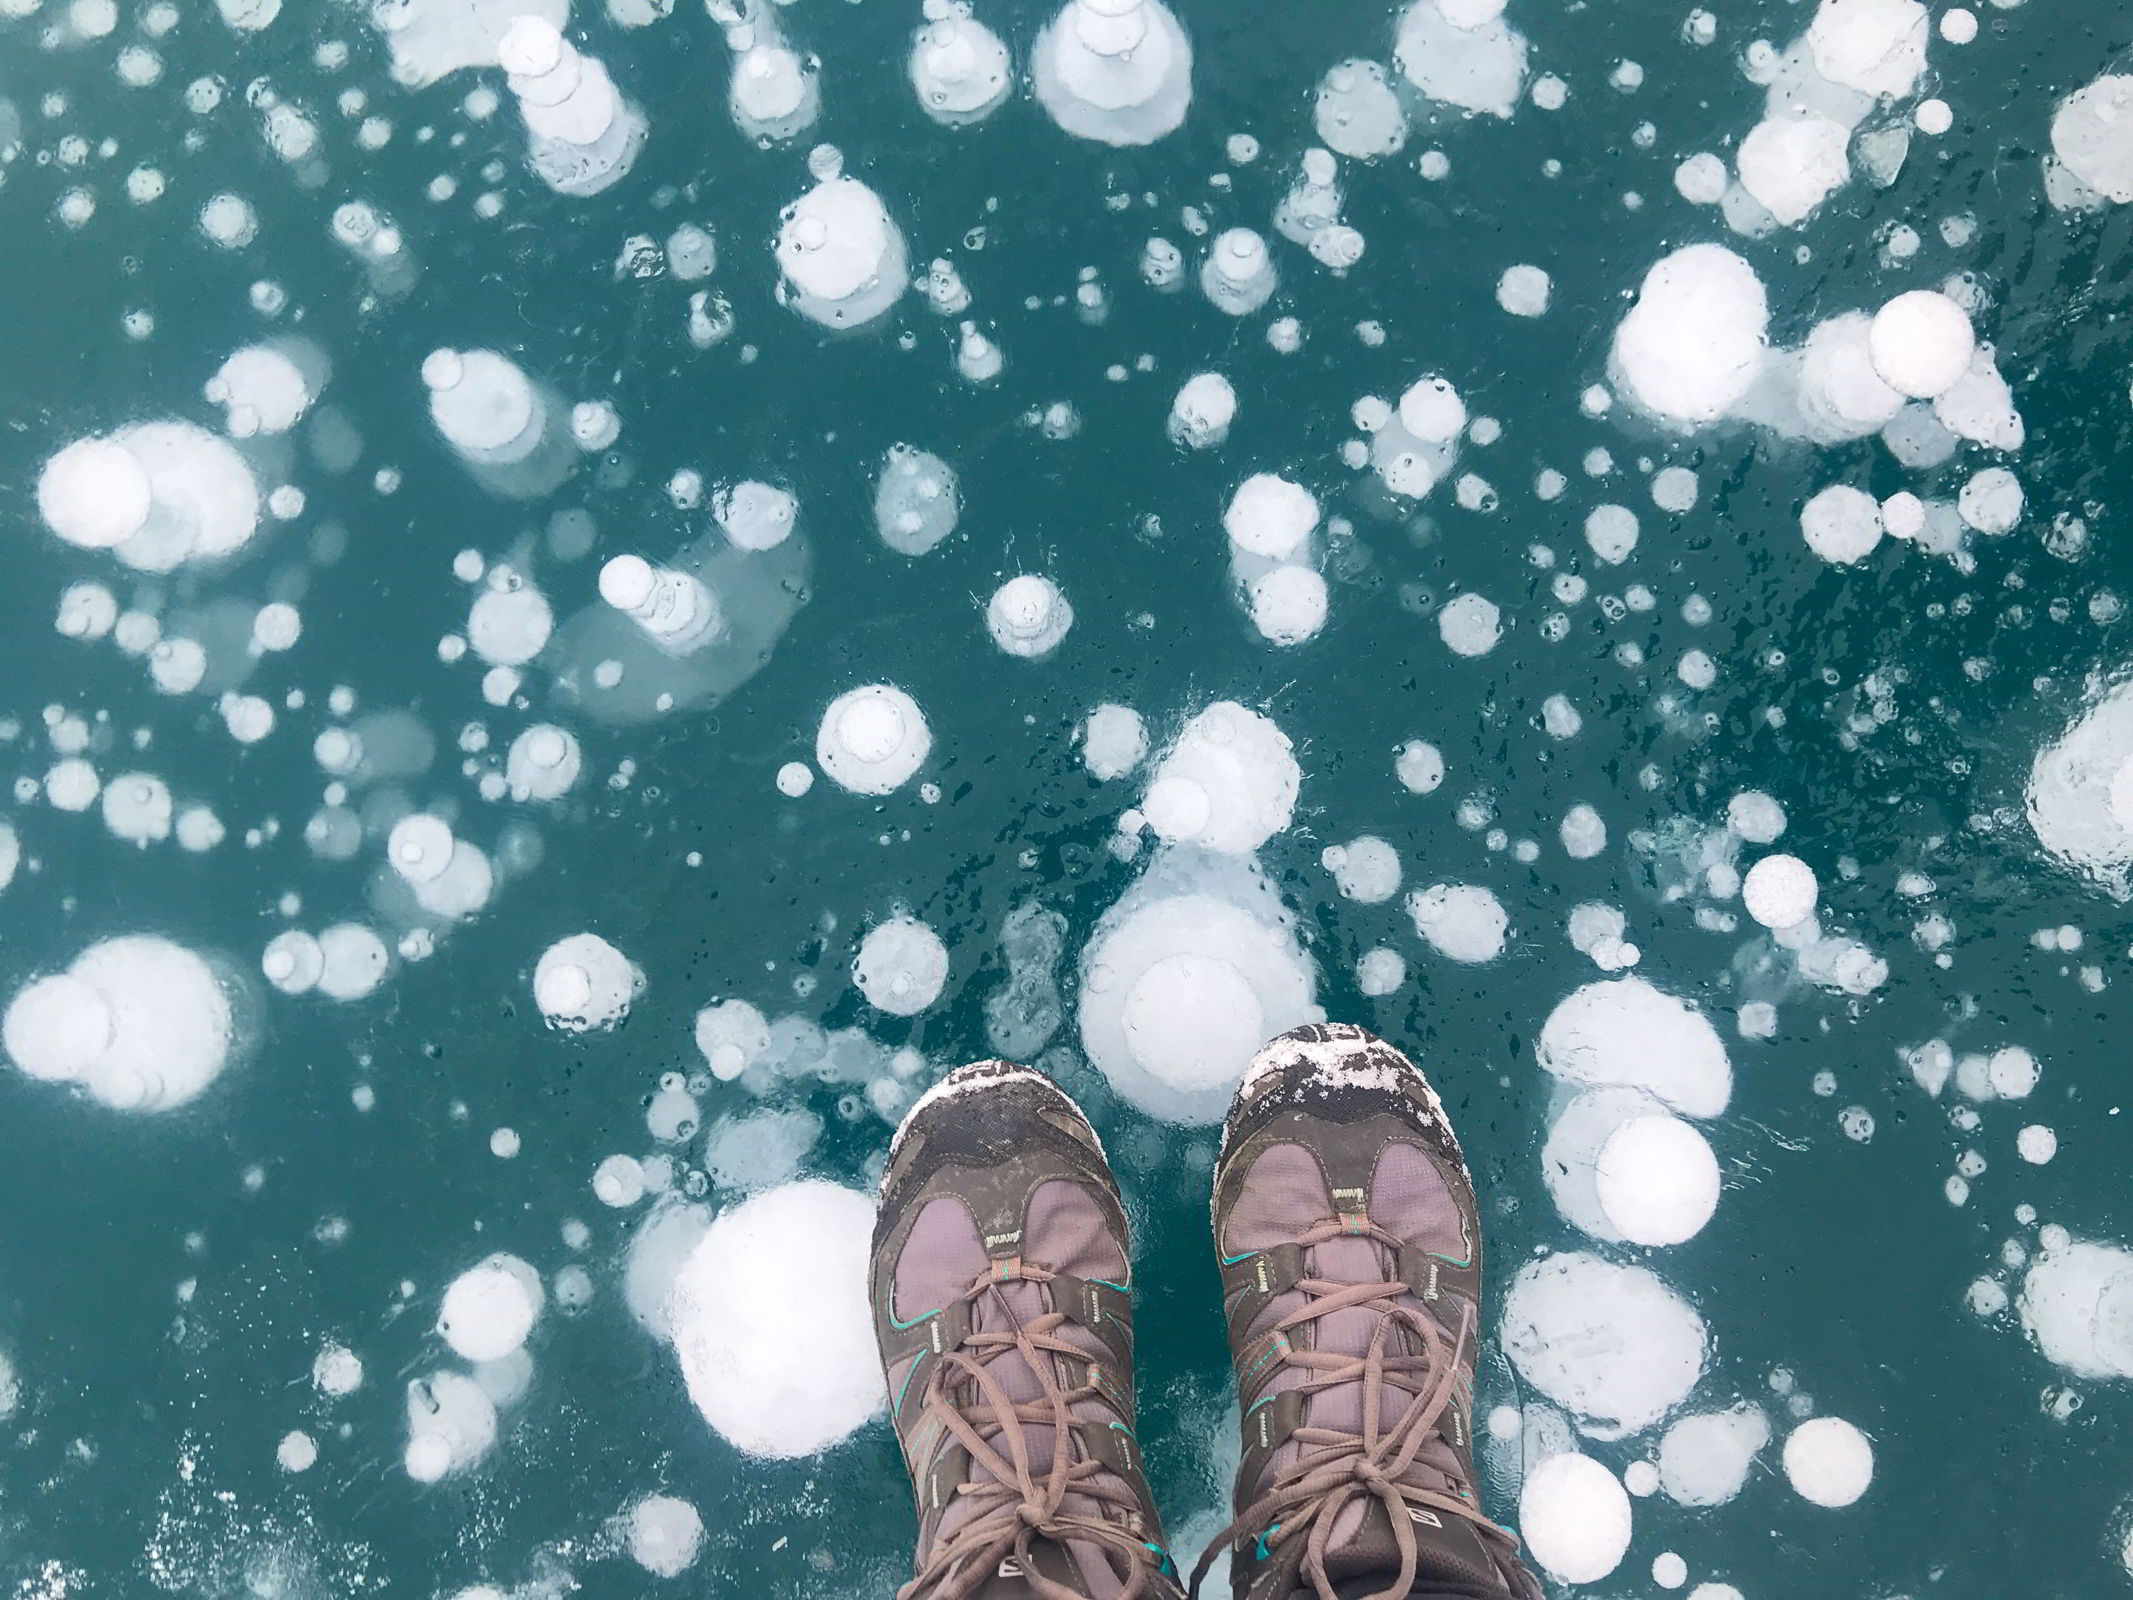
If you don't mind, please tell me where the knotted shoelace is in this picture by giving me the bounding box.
[1190,1217,1523,1600]
[903,1262,1164,1600]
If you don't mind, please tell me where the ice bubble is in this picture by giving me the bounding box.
[1169,372,1237,448]
[2029,680,2133,897]
[1868,291,1975,399]
[716,480,799,552]
[1141,703,1299,854]
[1201,228,1276,316]
[1518,1453,1631,1584]
[0,823,15,893]
[2017,1125,2057,1164]
[313,1344,363,1396]
[1082,704,1148,781]
[1396,740,1446,794]
[986,575,1074,658]
[600,557,723,655]
[1502,1253,1708,1437]
[1806,0,1929,99]
[817,685,931,796]
[317,923,390,1000]
[1596,1114,1721,1246]
[388,813,455,885]
[1322,836,1401,904]
[2052,76,2133,205]
[729,43,818,144]
[533,933,643,1032]
[1248,567,1329,647]
[206,343,318,435]
[1357,947,1407,996]
[46,759,101,812]
[262,931,324,996]
[2018,1233,2133,1379]
[1397,375,1468,444]
[374,0,567,89]
[1798,313,1904,437]
[1674,151,1729,203]
[854,916,949,1016]
[910,14,1012,126]
[1584,505,1639,565]
[694,1000,769,1083]
[1437,592,1501,657]
[1407,883,1509,963]
[1957,467,2023,535]
[6,936,237,1112]
[1540,976,1731,1118]
[1743,854,1819,928]
[1079,848,1320,1122]
[1032,0,1194,148]
[404,1370,497,1482]
[1659,1405,1771,1506]
[101,772,172,846]
[1800,485,1883,565]
[1783,1416,1874,1507]
[38,438,153,550]
[1395,0,1529,119]
[506,724,582,802]
[777,176,908,329]
[626,1494,705,1578]
[1223,475,1319,560]
[1727,791,1787,843]
[874,446,961,555]
[1611,245,1769,427]
[666,1181,883,1457]
[1736,115,1850,225]
[1314,59,1407,160]
[1497,264,1551,317]
[468,581,553,668]
[438,1253,544,1362]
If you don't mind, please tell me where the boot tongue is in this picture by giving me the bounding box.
[1317,1499,1507,1599]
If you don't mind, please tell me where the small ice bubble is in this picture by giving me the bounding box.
[1782,1416,1874,1507]
[1743,854,1818,929]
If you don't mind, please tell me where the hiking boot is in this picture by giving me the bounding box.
[874,1060,1184,1600]
[1196,1025,1539,1600]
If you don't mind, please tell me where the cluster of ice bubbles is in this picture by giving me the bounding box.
[4,936,242,1112]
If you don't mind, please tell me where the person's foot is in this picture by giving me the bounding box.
[874,1060,1183,1600]
[1196,1025,1539,1600]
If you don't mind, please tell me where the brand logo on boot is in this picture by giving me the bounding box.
[1407,1507,1443,1528]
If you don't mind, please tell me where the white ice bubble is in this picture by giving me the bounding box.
[1397,375,1468,444]
[1674,152,1729,204]
[1560,804,1607,860]
[1807,0,1929,98]
[1800,485,1884,565]
[1869,291,1975,400]
[2018,1233,2133,1379]
[1169,372,1237,448]
[1502,1252,1708,1437]
[1248,567,1329,648]
[317,923,390,1001]
[1743,854,1819,928]
[1737,115,1851,225]
[1396,740,1446,795]
[4,973,115,1084]
[438,1253,544,1362]
[207,343,318,435]
[910,14,1012,127]
[1497,263,1550,317]
[533,934,642,1032]
[1957,467,2023,535]
[1519,1453,1632,1584]
[2052,76,2133,205]
[313,1344,363,1396]
[1322,836,1401,904]
[1357,947,1407,996]
[38,438,153,551]
[1032,0,1194,148]
[1079,849,1320,1122]
[1438,592,1501,657]
[817,685,932,797]
[2017,1125,2058,1164]
[1083,705,1149,781]
[729,43,818,144]
[1540,976,1731,1118]
[704,1106,822,1192]
[2029,680,2133,898]
[1141,703,1299,855]
[468,580,554,668]
[716,480,799,552]
[1727,791,1787,843]
[626,1494,706,1578]
[666,1181,884,1457]
[1315,59,1407,160]
[1611,245,1769,427]
[1223,474,1319,560]
[1584,505,1639,565]
[874,446,961,555]
[262,931,324,996]
[1201,228,1277,316]
[693,1000,770,1083]
[1659,1405,1770,1506]
[854,916,949,1016]
[101,772,172,846]
[987,575,1075,658]
[776,176,909,329]
[1783,1416,1874,1507]
[1595,1115,1722,1246]
[404,1370,497,1482]
[507,724,582,803]
[1395,0,1529,119]
[1407,883,1508,963]
[388,813,455,885]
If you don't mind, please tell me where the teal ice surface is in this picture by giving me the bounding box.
[0,1,2131,1598]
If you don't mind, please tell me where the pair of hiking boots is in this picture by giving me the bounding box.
[871,1023,1543,1600]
